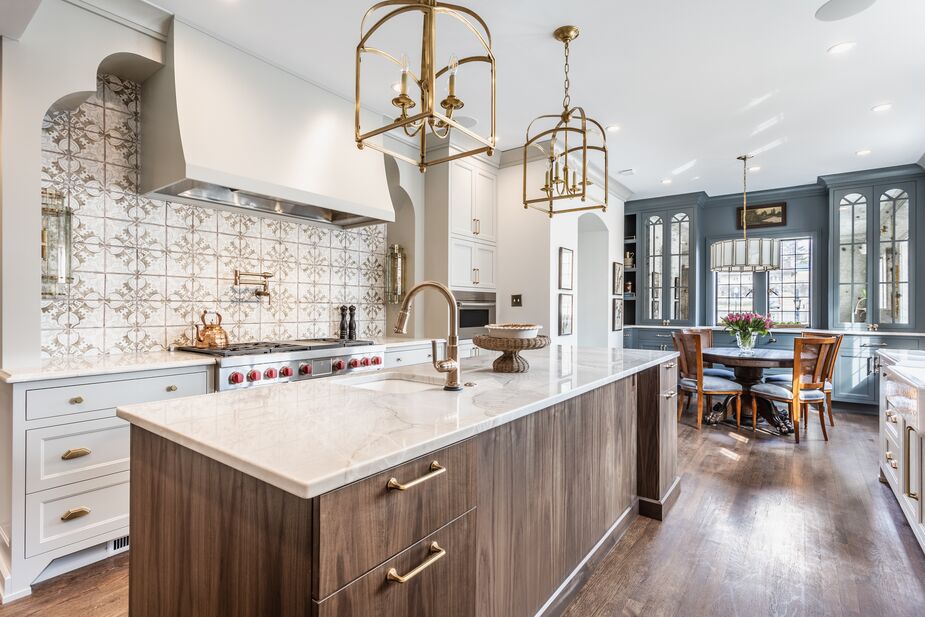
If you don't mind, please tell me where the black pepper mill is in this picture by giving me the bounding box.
[338,305,349,340]
[348,305,357,341]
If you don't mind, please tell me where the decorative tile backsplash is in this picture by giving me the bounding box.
[40,74,387,358]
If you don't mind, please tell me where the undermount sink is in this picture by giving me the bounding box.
[341,372,446,394]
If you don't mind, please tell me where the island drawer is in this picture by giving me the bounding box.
[313,438,476,598]
[26,416,130,493]
[314,509,475,616]
[26,371,208,421]
[25,471,130,557]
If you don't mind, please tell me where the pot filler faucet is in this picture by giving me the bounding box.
[393,281,462,391]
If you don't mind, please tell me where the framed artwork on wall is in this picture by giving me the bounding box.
[558,293,573,336]
[736,202,787,229]
[612,262,624,296]
[558,247,574,290]
[612,298,624,332]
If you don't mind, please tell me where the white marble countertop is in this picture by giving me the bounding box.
[625,325,925,337]
[117,346,677,499]
[375,336,472,349]
[0,351,216,384]
[879,349,925,364]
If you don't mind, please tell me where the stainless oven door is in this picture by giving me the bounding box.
[456,292,496,339]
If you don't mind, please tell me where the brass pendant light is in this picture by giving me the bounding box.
[710,155,781,272]
[523,26,608,217]
[355,0,496,172]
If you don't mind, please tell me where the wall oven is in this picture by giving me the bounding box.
[456,291,496,338]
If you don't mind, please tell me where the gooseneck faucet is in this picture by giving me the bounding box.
[393,281,462,391]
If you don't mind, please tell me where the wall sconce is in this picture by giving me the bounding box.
[386,244,406,304]
[41,189,72,299]
[234,270,273,301]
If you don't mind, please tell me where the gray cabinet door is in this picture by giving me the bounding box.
[639,208,695,326]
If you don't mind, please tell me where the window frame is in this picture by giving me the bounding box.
[767,236,813,326]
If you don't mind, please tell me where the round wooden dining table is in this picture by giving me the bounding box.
[701,347,795,434]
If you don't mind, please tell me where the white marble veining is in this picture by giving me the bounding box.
[879,349,925,365]
[0,351,215,383]
[117,346,677,499]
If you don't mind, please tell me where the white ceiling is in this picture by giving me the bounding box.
[146,0,925,198]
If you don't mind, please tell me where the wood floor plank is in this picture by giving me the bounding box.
[2,411,924,617]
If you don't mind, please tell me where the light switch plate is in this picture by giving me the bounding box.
[511,294,522,307]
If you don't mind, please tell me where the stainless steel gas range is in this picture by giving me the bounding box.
[176,339,385,391]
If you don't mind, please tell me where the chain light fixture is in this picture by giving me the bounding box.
[522,26,608,217]
[355,0,496,172]
[710,155,781,272]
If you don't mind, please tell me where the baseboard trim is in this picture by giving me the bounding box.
[537,497,639,617]
[639,475,681,521]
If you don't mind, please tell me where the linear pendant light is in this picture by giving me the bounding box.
[710,155,781,272]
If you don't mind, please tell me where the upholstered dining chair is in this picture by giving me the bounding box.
[764,332,844,427]
[674,331,743,430]
[682,328,736,380]
[749,336,837,443]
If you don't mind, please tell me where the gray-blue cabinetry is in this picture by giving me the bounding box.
[638,207,696,327]
[832,336,919,405]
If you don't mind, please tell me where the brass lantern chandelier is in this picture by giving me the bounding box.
[355,0,496,172]
[710,155,781,272]
[523,26,608,217]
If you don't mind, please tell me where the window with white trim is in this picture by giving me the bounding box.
[714,272,754,323]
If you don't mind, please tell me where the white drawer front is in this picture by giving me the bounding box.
[385,347,434,368]
[26,371,208,421]
[26,471,130,557]
[26,417,129,493]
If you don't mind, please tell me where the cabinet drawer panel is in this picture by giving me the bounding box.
[25,471,130,557]
[384,347,435,369]
[315,510,475,616]
[26,417,129,493]
[314,439,476,598]
[26,371,208,420]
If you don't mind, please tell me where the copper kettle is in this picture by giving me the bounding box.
[194,310,229,349]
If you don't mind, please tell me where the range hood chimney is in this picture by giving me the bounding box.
[141,20,394,228]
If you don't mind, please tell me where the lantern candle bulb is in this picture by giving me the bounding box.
[400,53,410,96]
[448,55,458,95]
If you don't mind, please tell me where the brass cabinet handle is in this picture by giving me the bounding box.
[61,506,91,522]
[663,390,677,399]
[885,411,899,424]
[472,268,480,285]
[904,426,919,501]
[476,219,481,235]
[386,461,446,491]
[655,334,672,339]
[166,385,178,392]
[768,337,778,343]
[861,342,888,347]
[664,362,677,369]
[61,447,92,460]
[386,542,446,584]
[890,460,899,469]
[69,396,85,405]
[886,451,894,460]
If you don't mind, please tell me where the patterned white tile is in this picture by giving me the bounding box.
[299,224,330,247]
[70,104,104,135]
[103,217,136,247]
[69,187,106,218]
[103,245,136,275]
[137,223,167,251]
[136,275,166,303]
[72,242,106,273]
[137,250,166,276]
[71,130,105,162]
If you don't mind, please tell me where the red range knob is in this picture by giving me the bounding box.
[228,372,245,384]
[264,368,278,379]
[333,360,346,371]
[279,366,293,378]
[299,363,312,376]
[360,357,371,367]
[348,358,361,369]
[371,356,382,365]
[247,370,262,382]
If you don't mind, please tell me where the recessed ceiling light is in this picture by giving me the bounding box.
[856,149,872,156]
[827,41,856,55]
[606,125,621,132]
[691,176,700,181]
[815,0,877,22]
[871,103,892,112]
[661,179,672,185]
[455,115,478,128]
[749,166,761,172]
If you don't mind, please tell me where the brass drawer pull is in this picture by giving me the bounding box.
[663,390,677,399]
[69,396,85,405]
[386,542,446,584]
[61,447,92,460]
[166,385,178,392]
[386,461,446,491]
[890,460,898,469]
[664,362,677,369]
[61,506,91,522]
[886,451,894,460]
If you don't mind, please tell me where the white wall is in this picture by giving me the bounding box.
[0,0,164,366]
[577,214,610,347]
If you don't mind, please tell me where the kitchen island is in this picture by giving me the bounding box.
[117,346,679,617]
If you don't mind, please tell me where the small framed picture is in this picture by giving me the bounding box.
[736,202,787,229]
[612,298,624,332]
[558,293,573,336]
[558,247,573,290]
[612,262,624,296]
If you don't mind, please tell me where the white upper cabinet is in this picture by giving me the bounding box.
[449,160,497,244]
[474,170,497,243]
[473,243,496,288]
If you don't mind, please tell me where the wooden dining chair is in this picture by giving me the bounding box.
[682,328,736,380]
[674,331,743,430]
[749,336,837,443]
[765,332,844,427]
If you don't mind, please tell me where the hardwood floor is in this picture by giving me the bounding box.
[2,410,924,617]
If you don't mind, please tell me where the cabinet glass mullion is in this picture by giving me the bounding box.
[644,215,664,322]
[669,212,691,321]
[876,187,911,325]
[835,190,870,326]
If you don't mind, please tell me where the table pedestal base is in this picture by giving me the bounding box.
[702,366,794,435]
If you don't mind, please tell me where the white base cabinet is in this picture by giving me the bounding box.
[0,366,210,602]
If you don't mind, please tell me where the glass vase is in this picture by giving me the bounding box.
[736,331,756,355]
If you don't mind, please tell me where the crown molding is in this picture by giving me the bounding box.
[703,182,826,209]
[627,191,709,212]
[63,0,171,41]
[819,164,925,188]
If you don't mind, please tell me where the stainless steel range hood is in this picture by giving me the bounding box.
[140,20,395,228]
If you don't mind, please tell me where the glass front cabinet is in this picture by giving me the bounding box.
[639,207,695,326]
[831,182,915,331]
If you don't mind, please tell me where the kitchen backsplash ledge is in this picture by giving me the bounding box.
[40,74,387,358]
